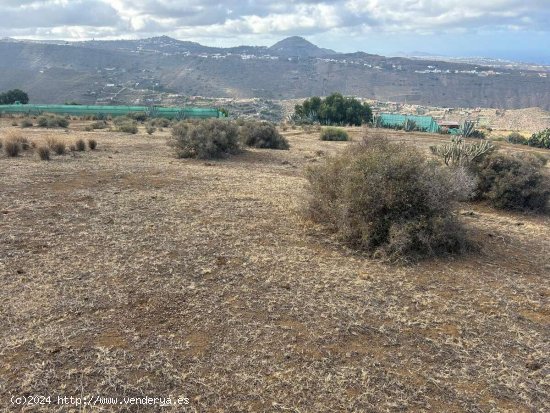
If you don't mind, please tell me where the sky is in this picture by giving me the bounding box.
[1,0,549,64]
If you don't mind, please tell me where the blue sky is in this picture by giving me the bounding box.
[1,0,549,64]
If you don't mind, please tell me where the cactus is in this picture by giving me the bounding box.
[430,136,493,166]
[404,119,417,132]
[461,120,476,138]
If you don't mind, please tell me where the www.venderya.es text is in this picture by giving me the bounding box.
[11,395,190,407]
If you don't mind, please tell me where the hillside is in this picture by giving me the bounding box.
[0,37,549,109]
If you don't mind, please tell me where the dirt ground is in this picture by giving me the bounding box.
[0,121,549,412]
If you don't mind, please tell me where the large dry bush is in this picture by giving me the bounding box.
[239,120,289,149]
[471,151,550,212]
[305,137,474,262]
[171,119,240,159]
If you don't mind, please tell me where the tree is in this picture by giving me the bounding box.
[293,93,372,126]
[0,89,29,104]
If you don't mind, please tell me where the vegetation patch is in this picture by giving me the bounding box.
[88,139,98,150]
[239,120,289,149]
[37,146,50,161]
[305,137,474,262]
[75,139,86,152]
[37,115,70,129]
[171,119,240,159]
[320,127,349,141]
[46,137,66,155]
[20,119,33,128]
[471,151,550,212]
[114,117,138,134]
[292,93,372,126]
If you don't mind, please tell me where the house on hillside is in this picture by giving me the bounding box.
[438,120,461,130]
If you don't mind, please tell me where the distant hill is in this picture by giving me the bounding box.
[0,36,549,110]
[268,36,337,57]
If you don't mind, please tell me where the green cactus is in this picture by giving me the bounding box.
[404,119,417,132]
[461,120,476,138]
[430,136,493,166]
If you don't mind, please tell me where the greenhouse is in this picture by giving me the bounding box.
[0,103,225,120]
[374,113,440,133]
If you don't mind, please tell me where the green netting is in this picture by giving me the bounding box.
[0,104,224,119]
[375,113,440,133]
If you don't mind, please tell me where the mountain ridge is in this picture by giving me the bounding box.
[0,36,549,110]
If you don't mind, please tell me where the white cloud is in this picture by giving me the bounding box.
[0,0,548,40]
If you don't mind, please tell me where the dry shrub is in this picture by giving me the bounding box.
[75,139,86,151]
[20,119,33,128]
[37,146,50,161]
[37,115,69,128]
[239,120,289,149]
[3,139,20,157]
[171,119,240,159]
[305,137,474,262]
[114,116,138,134]
[471,151,550,212]
[0,139,2,150]
[320,127,349,141]
[46,137,66,155]
[88,139,98,150]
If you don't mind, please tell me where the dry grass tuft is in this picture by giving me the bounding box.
[88,139,98,150]
[36,146,50,161]
[75,139,86,152]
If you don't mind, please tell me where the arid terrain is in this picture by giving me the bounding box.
[0,120,549,412]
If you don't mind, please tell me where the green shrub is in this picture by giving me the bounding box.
[471,151,550,212]
[20,119,33,128]
[171,119,240,159]
[239,121,289,149]
[305,137,474,262]
[528,129,550,149]
[37,146,50,161]
[75,139,86,151]
[320,127,350,141]
[88,139,97,150]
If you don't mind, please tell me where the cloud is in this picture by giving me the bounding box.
[0,0,548,42]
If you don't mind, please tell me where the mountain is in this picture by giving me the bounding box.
[268,36,337,57]
[0,36,549,110]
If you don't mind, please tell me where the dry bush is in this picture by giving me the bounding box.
[20,119,33,128]
[37,115,69,128]
[239,120,289,149]
[320,127,350,141]
[75,139,86,151]
[305,137,474,262]
[171,119,240,159]
[46,137,66,155]
[69,144,77,152]
[471,151,550,212]
[146,125,156,135]
[0,139,2,150]
[88,139,97,150]
[3,139,20,157]
[91,121,107,130]
[37,146,50,161]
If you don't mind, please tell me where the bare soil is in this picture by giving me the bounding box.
[1,121,548,412]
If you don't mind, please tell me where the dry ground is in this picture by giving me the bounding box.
[0,121,549,412]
